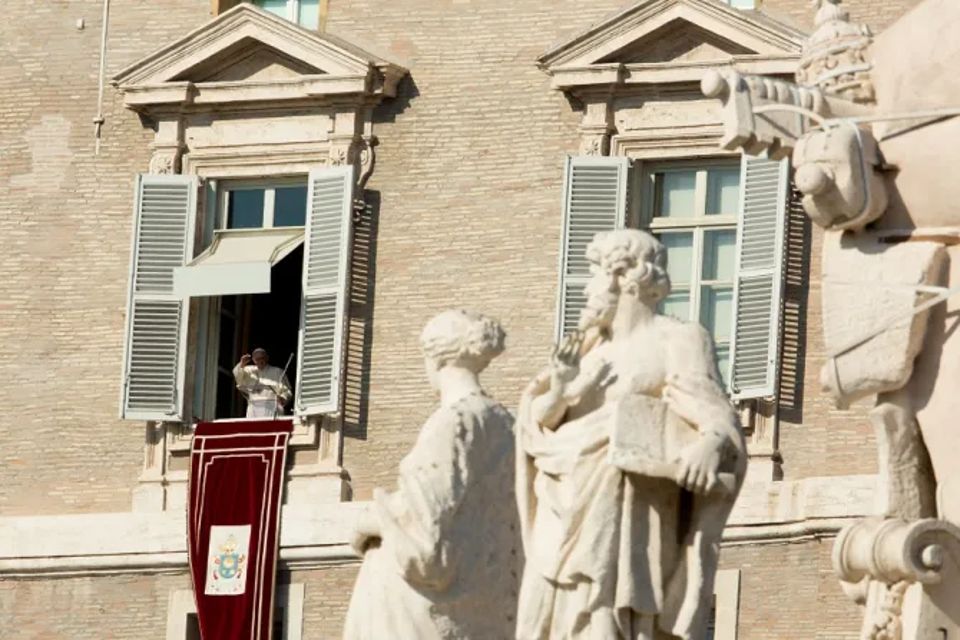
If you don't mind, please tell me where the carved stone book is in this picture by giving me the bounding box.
[608,393,735,494]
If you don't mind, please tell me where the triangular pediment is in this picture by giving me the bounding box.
[172,39,326,83]
[599,18,757,64]
[540,0,804,81]
[113,4,406,104]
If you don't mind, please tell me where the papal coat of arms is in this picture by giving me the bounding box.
[205,524,251,596]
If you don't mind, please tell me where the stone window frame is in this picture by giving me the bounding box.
[612,131,781,472]
[114,4,406,511]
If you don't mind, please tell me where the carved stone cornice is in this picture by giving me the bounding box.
[112,3,407,116]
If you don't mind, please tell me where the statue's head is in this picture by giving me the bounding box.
[579,229,671,331]
[420,309,506,390]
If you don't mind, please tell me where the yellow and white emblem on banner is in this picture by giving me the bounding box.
[206,524,251,596]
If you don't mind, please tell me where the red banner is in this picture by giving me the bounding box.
[188,419,292,640]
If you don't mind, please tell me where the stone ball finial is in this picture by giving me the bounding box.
[700,70,728,100]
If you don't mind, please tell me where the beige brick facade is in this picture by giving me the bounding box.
[0,0,926,638]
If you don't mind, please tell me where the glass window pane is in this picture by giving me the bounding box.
[714,344,730,386]
[659,290,691,321]
[655,171,696,218]
[702,229,737,281]
[298,0,320,28]
[274,186,308,227]
[658,232,694,286]
[254,0,289,18]
[227,189,265,229]
[700,285,734,342]
[706,167,740,216]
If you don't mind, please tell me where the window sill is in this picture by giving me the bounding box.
[168,415,318,452]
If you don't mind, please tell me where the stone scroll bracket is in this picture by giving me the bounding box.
[833,517,960,640]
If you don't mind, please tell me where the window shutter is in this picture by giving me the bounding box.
[121,174,198,421]
[728,155,789,399]
[556,155,630,340]
[295,166,353,417]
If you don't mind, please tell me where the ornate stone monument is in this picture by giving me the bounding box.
[701,1,960,637]
[343,310,519,640]
[515,229,747,640]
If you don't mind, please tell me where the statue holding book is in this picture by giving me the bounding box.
[515,229,747,640]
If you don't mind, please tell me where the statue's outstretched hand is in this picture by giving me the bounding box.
[549,332,583,387]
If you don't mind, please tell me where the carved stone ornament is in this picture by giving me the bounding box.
[343,310,520,640]
[796,0,875,104]
[834,518,960,640]
[148,150,180,175]
[516,229,746,639]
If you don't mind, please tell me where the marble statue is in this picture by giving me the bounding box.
[515,229,746,640]
[701,1,960,637]
[343,310,520,640]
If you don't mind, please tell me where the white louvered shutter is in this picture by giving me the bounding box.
[556,156,630,340]
[728,156,789,399]
[295,166,353,416]
[121,174,198,420]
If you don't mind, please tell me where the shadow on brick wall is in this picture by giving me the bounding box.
[778,188,810,425]
[341,190,381,441]
[373,74,419,125]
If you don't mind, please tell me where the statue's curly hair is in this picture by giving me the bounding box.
[585,229,671,303]
[420,309,506,372]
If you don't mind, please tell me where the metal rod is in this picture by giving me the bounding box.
[273,353,295,420]
[94,0,111,155]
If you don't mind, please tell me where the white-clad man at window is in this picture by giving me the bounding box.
[233,348,292,418]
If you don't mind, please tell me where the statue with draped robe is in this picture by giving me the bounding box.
[515,229,747,640]
[344,309,520,640]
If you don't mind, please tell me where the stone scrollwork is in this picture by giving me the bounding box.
[148,149,181,175]
[357,137,376,191]
[702,2,960,638]
[833,518,960,640]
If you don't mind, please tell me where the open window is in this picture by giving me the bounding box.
[121,166,353,423]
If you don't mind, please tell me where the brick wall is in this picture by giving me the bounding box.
[0,0,211,515]
[0,573,190,639]
[721,537,863,640]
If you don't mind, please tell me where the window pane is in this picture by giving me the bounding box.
[298,0,320,28]
[227,189,265,229]
[655,170,696,218]
[274,186,308,227]
[706,167,740,216]
[660,290,691,321]
[658,232,694,286]
[254,0,289,18]
[714,344,731,386]
[700,285,734,342]
[702,229,737,281]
